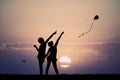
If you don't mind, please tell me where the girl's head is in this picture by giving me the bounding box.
[48,41,53,47]
[38,37,44,44]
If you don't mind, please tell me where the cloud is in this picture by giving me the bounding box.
[0,47,38,74]
[0,41,120,74]
[0,43,8,50]
[0,42,38,74]
[0,42,34,51]
[58,42,120,74]
[71,42,120,74]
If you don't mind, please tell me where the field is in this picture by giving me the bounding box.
[0,74,120,80]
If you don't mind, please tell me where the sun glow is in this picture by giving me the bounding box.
[59,56,71,68]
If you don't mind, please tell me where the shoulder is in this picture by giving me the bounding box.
[53,46,57,48]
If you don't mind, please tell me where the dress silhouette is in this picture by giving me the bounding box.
[34,31,56,75]
[45,32,64,75]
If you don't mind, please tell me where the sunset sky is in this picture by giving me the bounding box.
[0,0,120,74]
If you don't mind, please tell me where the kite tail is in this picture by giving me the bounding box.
[79,20,95,38]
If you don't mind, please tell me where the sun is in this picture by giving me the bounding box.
[59,56,71,68]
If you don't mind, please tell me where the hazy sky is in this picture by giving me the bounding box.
[0,0,120,74]
[0,0,120,43]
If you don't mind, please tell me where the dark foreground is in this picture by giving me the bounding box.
[0,74,120,80]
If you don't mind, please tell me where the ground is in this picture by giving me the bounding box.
[0,74,120,80]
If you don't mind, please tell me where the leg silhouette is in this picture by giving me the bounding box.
[46,60,51,75]
[38,60,44,75]
[40,63,43,75]
[52,60,59,75]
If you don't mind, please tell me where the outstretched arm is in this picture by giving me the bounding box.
[45,31,57,43]
[54,32,64,47]
[34,45,39,52]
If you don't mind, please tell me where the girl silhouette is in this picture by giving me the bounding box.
[45,32,64,75]
[34,31,56,75]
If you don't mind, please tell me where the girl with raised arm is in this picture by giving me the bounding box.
[45,32,64,75]
[34,31,56,75]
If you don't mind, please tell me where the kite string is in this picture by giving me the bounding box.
[89,20,95,32]
[78,20,95,38]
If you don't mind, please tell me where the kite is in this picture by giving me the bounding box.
[22,60,26,63]
[78,15,99,38]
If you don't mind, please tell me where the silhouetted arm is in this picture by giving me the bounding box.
[54,32,64,47]
[34,45,39,52]
[45,48,50,57]
[45,31,57,43]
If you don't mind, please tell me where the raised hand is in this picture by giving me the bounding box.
[45,30,57,43]
[54,30,57,34]
[61,31,64,35]
[34,45,37,48]
[34,45,39,52]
